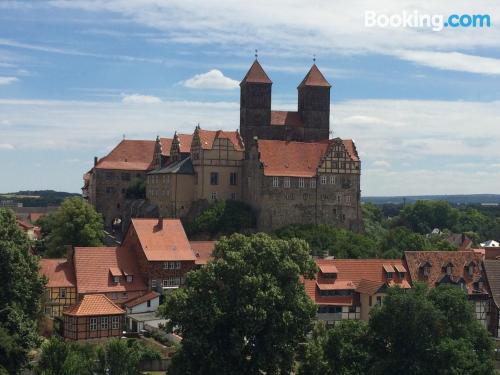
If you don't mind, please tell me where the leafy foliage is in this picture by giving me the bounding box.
[160,233,317,375]
[35,337,161,375]
[37,197,104,258]
[0,208,45,374]
[300,284,494,375]
[184,200,256,237]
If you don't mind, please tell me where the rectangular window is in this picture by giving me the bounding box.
[89,317,97,331]
[113,276,120,283]
[231,192,236,200]
[336,194,342,204]
[310,179,316,189]
[121,173,130,181]
[321,194,329,200]
[230,172,238,186]
[60,288,66,298]
[126,275,133,283]
[163,277,181,287]
[320,175,327,185]
[376,296,382,306]
[299,178,305,188]
[111,316,120,329]
[151,279,157,288]
[303,193,308,200]
[176,261,181,269]
[284,177,290,188]
[345,195,351,204]
[329,175,335,184]
[147,300,151,308]
[101,317,108,330]
[369,296,372,307]
[210,172,219,185]
[211,192,217,201]
[272,177,279,188]
[163,262,168,269]
[111,292,117,300]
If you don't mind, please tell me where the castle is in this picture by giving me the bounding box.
[83,60,363,232]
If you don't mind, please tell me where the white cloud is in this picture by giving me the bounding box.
[49,0,500,75]
[395,50,500,75]
[0,76,18,85]
[122,94,162,104]
[182,69,239,90]
[0,143,14,150]
[373,160,391,168]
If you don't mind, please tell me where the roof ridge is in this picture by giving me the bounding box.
[241,59,272,84]
[298,64,331,88]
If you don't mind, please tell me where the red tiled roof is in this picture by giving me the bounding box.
[160,138,173,157]
[198,129,244,152]
[64,294,124,317]
[40,259,76,288]
[95,139,155,171]
[190,241,216,265]
[241,60,272,84]
[270,111,303,127]
[258,139,359,177]
[318,263,338,274]
[298,64,331,88]
[176,133,193,153]
[74,246,147,294]
[29,213,44,224]
[355,279,385,295]
[303,259,410,305]
[131,218,196,262]
[404,251,486,295]
[124,291,160,308]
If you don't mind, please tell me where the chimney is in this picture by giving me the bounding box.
[156,217,163,230]
[94,156,98,166]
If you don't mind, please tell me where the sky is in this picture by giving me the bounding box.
[1,0,500,196]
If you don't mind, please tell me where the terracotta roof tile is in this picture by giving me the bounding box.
[404,251,487,295]
[176,133,193,153]
[160,138,173,157]
[95,139,155,171]
[241,60,272,84]
[131,218,196,262]
[355,279,385,295]
[64,294,124,317]
[40,259,76,288]
[298,64,331,88]
[318,263,338,274]
[190,241,216,265]
[124,291,160,308]
[74,246,147,294]
[270,111,303,127]
[198,129,244,152]
[484,260,500,307]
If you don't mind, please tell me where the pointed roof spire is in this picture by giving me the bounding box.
[298,64,331,88]
[240,59,272,85]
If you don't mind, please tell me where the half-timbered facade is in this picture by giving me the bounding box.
[40,259,77,318]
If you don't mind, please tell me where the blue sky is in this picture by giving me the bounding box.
[1,0,500,195]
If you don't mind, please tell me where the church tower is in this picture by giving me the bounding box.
[298,64,331,141]
[239,59,272,147]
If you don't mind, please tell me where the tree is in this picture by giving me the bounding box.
[298,320,370,375]
[38,197,104,258]
[184,200,256,238]
[369,284,494,375]
[275,224,379,258]
[396,201,460,234]
[0,208,45,374]
[160,233,318,375]
[125,178,146,199]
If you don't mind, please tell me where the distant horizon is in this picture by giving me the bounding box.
[1,1,500,195]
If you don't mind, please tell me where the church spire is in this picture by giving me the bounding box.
[298,64,331,88]
[240,59,272,85]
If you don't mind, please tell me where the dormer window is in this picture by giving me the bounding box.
[113,276,120,284]
[126,275,133,283]
[465,261,475,276]
[383,264,395,279]
[321,272,337,279]
[443,262,453,275]
[419,262,432,277]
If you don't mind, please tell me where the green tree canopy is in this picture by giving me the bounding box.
[298,320,371,375]
[369,284,494,375]
[0,208,45,374]
[38,197,104,258]
[160,233,317,375]
[184,200,256,238]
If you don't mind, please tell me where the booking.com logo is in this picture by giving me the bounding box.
[365,11,491,31]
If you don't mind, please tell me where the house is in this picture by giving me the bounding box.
[481,240,500,248]
[63,294,125,340]
[121,218,197,292]
[39,258,77,318]
[404,251,489,328]
[303,259,410,324]
[124,291,163,333]
[190,240,217,266]
[72,245,148,306]
[16,219,41,240]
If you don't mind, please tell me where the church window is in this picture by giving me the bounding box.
[272,177,279,188]
[284,177,290,188]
